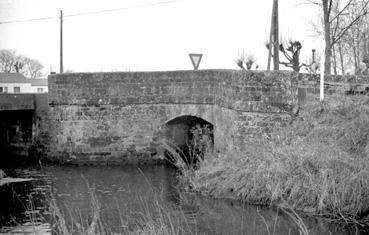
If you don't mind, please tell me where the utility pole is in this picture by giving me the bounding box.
[267,0,274,71]
[60,10,63,74]
[273,0,279,70]
[267,0,279,71]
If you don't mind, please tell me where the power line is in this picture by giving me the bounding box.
[0,0,184,25]
[0,16,58,24]
[66,0,184,17]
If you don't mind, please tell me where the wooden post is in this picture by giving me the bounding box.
[60,10,63,74]
[267,1,275,71]
[267,0,279,71]
[273,0,279,70]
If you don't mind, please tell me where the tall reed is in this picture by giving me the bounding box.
[46,180,192,234]
[185,95,369,225]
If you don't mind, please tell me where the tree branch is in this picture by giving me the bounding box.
[329,0,355,23]
[281,49,293,61]
[332,9,368,46]
[279,61,293,68]
[331,15,340,39]
[328,0,334,17]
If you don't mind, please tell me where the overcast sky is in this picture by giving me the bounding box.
[0,0,321,74]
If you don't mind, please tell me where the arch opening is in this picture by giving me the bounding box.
[164,115,214,166]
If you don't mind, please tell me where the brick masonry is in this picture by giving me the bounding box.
[37,70,301,164]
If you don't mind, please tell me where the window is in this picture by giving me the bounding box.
[4,87,7,93]
[0,87,6,93]
[0,87,3,93]
[37,88,44,93]
[14,87,20,93]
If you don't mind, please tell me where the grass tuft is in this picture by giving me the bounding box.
[184,95,369,225]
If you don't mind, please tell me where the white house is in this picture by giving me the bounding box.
[0,73,48,94]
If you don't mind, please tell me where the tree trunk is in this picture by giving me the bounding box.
[332,44,337,75]
[353,42,358,73]
[338,42,345,75]
[356,28,361,72]
[323,0,332,74]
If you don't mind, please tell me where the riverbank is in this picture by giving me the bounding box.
[183,94,369,225]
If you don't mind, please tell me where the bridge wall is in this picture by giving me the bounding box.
[0,93,48,162]
[42,70,299,164]
[0,94,35,111]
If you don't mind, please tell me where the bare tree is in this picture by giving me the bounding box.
[235,52,256,70]
[358,8,369,74]
[279,41,305,72]
[236,53,246,70]
[0,49,44,78]
[309,0,369,74]
[24,58,44,78]
[265,40,309,72]
[0,50,18,73]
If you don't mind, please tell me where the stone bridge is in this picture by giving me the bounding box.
[37,70,300,164]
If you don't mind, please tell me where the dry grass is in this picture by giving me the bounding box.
[4,181,193,235]
[184,95,369,225]
[46,185,192,235]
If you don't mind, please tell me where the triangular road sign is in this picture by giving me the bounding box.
[189,53,203,70]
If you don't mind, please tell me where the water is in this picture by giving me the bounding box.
[0,165,363,234]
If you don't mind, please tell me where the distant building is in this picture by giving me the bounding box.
[0,73,48,94]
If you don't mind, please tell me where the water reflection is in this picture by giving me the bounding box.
[0,165,364,234]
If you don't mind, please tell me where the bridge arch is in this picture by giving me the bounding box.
[163,115,214,165]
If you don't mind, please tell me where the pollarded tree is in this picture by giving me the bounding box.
[266,40,308,72]
[235,52,257,70]
[279,41,304,72]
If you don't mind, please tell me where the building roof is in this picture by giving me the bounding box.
[0,73,47,86]
[0,73,28,83]
[29,79,48,86]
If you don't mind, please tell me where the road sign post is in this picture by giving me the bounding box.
[189,53,203,70]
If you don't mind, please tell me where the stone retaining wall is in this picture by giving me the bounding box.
[298,73,369,98]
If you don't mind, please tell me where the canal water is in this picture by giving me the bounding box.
[0,165,363,234]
